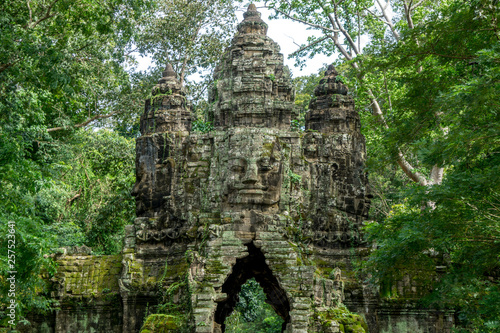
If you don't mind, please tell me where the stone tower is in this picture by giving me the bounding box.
[24,4,455,333]
[120,4,371,332]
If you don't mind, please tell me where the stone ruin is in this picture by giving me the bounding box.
[123,4,370,331]
[21,4,455,333]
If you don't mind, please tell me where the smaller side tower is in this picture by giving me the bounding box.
[305,65,359,134]
[141,64,191,134]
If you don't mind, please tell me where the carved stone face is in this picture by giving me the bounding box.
[131,136,173,217]
[224,135,282,206]
[132,137,154,217]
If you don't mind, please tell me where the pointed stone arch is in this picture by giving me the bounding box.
[214,242,290,332]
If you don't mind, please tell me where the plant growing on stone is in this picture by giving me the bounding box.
[192,120,214,133]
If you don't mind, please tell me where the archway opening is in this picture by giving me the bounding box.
[214,242,290,332]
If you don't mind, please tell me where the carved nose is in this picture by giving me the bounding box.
[242,163,258,184]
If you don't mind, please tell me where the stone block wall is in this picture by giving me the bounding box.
[16,250,123,333]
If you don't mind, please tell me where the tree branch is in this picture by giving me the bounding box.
[267,6,339,33]
[327,35,354,62]
[290,36,330,57]
[375,0,400,40]
[0,61,18,74]
[383,71,393,111]
[67,192,81,205]
[430,165,444,185]
[413,0,426,10]
[403,1,415,29]
[314,0,338,30]
[397,151,428,185]
[357,5,361,53]
[26,0,60,29]
[27,0,33,26]
[364,85,429,186]
[180,23,203,85]
[332,1,360,55]
[47,111,119,132]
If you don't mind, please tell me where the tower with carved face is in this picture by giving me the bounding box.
[121,4,371,332]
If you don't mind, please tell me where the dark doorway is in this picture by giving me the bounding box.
[214,242,290,332]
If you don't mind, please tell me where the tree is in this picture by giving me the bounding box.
[292,71,322,130]
[264,0,450,186]
[225,278,283,333]
[0,0,152,134]
[0,0,150,320]
[0,127,136,320]
[37,130,136,254]
[363,18,500,330]
[134,0,237,116]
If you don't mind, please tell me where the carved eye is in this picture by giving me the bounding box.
[258,157,272,171]
[231,164,245,173]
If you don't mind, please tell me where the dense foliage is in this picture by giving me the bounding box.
[292,72,322,131]
[0,0,149,319]
[363,7,500,330]
[0,0,236,322]
[0,128,136,318]
[225,278,283,333]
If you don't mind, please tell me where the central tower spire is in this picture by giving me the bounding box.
[237,3,268,35]
[208,4,294,129]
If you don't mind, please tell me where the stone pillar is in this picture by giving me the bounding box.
[305,65,358,134]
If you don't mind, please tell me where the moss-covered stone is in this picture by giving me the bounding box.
[140,314,180,333]
[315,306,368,333]
[53,254,122,299]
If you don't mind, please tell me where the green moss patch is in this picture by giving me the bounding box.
[315,306,368,333]
[140,314,179,333]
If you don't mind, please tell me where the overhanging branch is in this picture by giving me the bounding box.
[47,111,119,132]
[267,6,340,33]
[290,36,329,57]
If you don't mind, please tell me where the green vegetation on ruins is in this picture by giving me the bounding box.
[1,0,499,332]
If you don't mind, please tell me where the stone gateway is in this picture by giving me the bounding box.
[24,4,455,333]
[124,4,370,332]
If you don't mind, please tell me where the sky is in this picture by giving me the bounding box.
[135,2,336,78]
